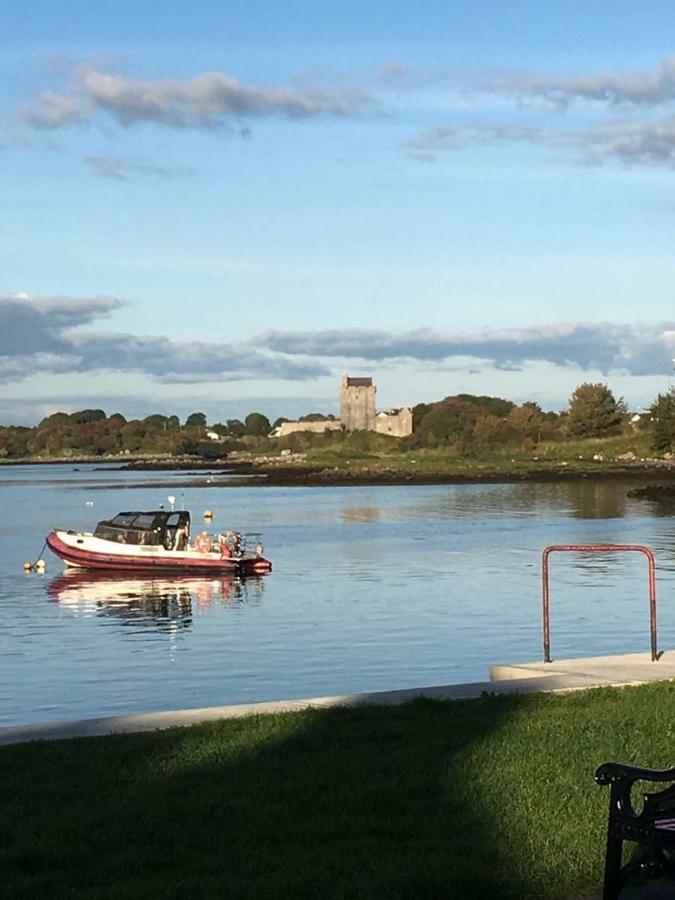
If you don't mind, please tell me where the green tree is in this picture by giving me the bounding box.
[70,409,107,425]
[457,394,515,417]
[244,412,271,435]
[226,418,245,437]
[185,412,207,428]
[143,414,170,429]
[506,402,545,441]
[567,383,625,438]
[38,411,71,427]
[471,414,508,448]
[650,390,675,451]
[167,415,180,429]
[412,403,432,430]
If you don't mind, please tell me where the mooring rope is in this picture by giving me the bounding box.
[30,540,47,569]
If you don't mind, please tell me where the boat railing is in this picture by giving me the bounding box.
[195,530,265,558]
[239,532,264,557]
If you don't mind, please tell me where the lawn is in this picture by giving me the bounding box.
[3,683,675,899]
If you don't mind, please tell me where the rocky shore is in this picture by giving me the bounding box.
[5,451,675,488]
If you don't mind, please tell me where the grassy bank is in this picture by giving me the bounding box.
[6,433,675,489]
[4,682,675,899]
[231,434,675,486]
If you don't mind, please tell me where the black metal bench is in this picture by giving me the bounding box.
[596,762,675,899]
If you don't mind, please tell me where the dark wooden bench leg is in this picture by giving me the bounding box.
[603,828,623,900]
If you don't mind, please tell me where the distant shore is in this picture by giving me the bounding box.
[4,452,675,489]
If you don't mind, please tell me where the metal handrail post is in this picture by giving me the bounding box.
[541,544,658,664]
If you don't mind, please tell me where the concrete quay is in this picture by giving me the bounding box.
[1,651,674,746]
[490,650,675,687]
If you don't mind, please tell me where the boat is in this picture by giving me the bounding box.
[46,509,272,575]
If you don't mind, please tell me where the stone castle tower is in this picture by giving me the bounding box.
[340,375,376,431]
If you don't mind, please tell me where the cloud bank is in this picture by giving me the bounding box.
[12,56,675,171]
[19,64,371,132]
[260,323,675,377]
[402,56,675,169]
[4,295,675,396]
[406,116,675,168]
[488,56,675,108]
[0,294,328,384]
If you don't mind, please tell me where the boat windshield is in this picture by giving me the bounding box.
[94,511,191,547]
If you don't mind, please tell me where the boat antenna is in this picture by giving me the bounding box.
[180,491,184,511]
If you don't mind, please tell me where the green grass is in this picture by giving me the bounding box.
[3,683,675,899]
[272,430,670,485]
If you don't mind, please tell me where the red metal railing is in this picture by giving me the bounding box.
[542,544,658,663]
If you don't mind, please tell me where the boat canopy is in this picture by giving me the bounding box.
[94,510,191,547]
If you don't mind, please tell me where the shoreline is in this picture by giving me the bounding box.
[4,453,675,487]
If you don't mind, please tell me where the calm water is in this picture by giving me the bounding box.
[2,463,675,727]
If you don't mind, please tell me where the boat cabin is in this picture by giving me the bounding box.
[94,510,191,550]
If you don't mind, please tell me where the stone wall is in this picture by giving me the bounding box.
[374,407,413,438]
[276,420,343,437]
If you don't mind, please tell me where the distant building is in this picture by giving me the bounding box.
[340,375,376,431]
[374,407,414,438]
[273,375,413,438]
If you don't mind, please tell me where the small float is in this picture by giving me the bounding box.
[46,509,272,576]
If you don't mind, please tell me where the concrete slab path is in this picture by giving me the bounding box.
[490,650,675,686]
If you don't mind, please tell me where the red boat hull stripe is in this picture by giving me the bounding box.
[45,531,272,575]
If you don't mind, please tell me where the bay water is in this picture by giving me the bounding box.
[2,463,675,727]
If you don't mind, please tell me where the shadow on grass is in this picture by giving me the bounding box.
[0,691,622,900]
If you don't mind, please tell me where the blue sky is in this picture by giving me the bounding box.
[2,1,675,424]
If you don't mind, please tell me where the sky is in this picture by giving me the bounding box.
[2,0,675,424]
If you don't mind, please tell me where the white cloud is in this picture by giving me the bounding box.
[488,56,675,108]
[406,115,675,169]
[19,64,373,132]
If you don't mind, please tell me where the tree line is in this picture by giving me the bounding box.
[2,383,675,459]
[0,409,275,458]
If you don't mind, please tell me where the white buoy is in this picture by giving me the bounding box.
[204,509,213,520]
[23,561,32,572]
[86,500,94,508]
[35,559,46,573]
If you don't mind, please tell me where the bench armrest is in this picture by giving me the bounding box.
[596,762,675,787]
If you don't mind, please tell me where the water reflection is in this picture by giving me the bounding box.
[385,481,640,523]
[47,571,266,631]
[565,482,628,519]
[340,506,381,523]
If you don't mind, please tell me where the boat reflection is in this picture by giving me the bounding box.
[47,570,266,632]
